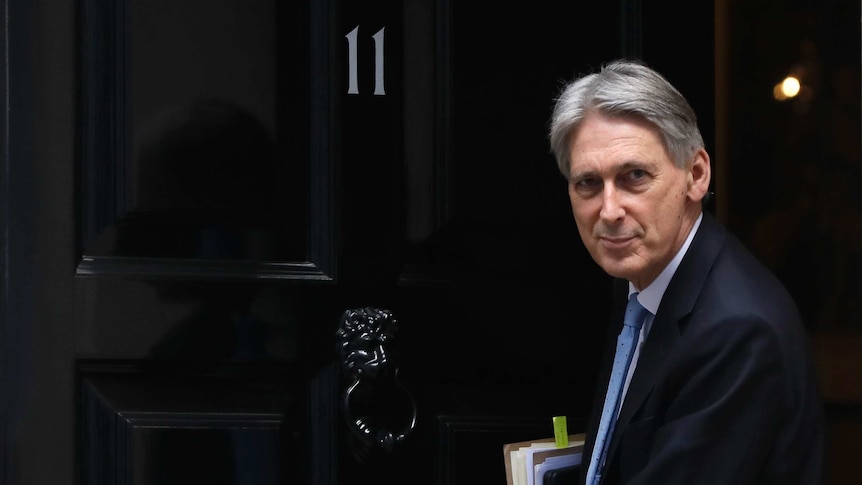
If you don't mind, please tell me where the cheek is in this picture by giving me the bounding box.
[650,186,686,230]
[567,191,579,216]
[569,199,591,224]
[571,204,600,244]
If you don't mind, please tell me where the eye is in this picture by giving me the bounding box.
[623,168,650,187]
[630,168,647,179]
[571,176,601,196]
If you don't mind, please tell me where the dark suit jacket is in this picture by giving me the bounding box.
[580,211,825,485]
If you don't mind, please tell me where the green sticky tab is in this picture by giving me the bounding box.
[553,416,568,448]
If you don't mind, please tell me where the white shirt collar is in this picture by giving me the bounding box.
[629,212,703,315]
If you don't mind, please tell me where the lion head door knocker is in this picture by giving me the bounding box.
[336,307,417,461]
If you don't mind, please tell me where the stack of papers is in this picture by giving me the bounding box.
[503,434,584,485]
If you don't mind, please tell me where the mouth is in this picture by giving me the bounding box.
[598,235,637,251]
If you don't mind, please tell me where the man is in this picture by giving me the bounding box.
[548,59,824,484]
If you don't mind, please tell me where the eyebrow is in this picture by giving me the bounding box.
[570,159,649,180]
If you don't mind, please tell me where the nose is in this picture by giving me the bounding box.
[599,186,625,222]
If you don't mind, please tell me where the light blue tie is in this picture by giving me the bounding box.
[586,292,648,485]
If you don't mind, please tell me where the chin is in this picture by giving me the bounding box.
[597,259,637,281]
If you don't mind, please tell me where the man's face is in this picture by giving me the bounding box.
[566,112,709,290]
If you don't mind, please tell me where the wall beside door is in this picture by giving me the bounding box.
[716,1,862,483]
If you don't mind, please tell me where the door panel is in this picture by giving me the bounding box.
[79,367,305,485]
[78,0,327,279]
[75,1,337,484]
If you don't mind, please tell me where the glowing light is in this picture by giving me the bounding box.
[774,76,801,100]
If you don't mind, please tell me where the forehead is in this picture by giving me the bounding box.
[568,113,668,170]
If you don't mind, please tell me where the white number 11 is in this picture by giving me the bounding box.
[345,26,386,96]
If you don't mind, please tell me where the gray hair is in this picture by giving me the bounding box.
[548,59,704,177]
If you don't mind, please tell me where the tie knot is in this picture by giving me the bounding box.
[624,293,648,330]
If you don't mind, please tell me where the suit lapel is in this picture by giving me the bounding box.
[607,212,727,459]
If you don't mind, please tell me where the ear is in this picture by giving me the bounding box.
[686,148,711,202]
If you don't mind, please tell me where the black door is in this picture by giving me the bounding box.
[0,1,713,484]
